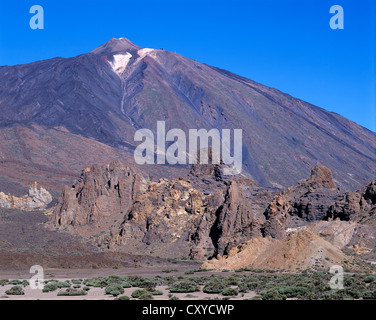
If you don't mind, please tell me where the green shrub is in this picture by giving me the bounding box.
[71,279,82,284]
[184,270,195,275]
[118,295,130,300]
[169,295,179,300]
[363,276,375,283]
[42,282,59,293]
[362,290,376,299]
[56,281,71,288]
[138,291,153,300]
[169,281,199,293]
[162,269,178,273]
[151,290,163,296]
[105,284,125,297]
[222,287,238,296]
[5,286,24,295]
[203,281,227,294]
[22,280,29,287]
[0,279,9,286]
[106,275,122,284]
[131,289,149,299]
[57,288,87,296]
[277,286,309,298]
[83,277,107,288]
[260,288,286,300]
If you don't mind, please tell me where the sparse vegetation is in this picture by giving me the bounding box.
[169,280,200,293]
[222,287,238,296]
[5,286,24,295]
[203,280,227,294]
[2,270,376,300]
[105,284,125,297]
[131,289,149,299]
[162,269,178,273]
[57,288,87,296]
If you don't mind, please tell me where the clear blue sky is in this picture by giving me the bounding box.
[0,0,375,132]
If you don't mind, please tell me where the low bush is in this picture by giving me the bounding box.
[363,276,375,283]
[169,281,199,293]
[0,279,9,286]
[57,288,87,296]
[105,284,125,297]
[71,279,82,284]
[222,287,238,296]
[162,269,178,273]
[362,290,376,299]
[131,289,149,299]
[5,286,24,295]
[203,281,227,294]
[42,282,59,293]
[151,290,163,296]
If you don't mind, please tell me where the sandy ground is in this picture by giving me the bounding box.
[0,266,201,279]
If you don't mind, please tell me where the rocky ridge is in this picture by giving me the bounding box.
[50,161,376,270]
[0,182,52,211]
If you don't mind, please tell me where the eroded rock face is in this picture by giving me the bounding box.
[263,165,342,238]
[52,160,146,227]
[189,180,264,259]
[0,182,52,211]
[52,160,271,259]
[201,227,349,272]
[105,177,208,258]
[51,160,376,265]
[327,180,376,224]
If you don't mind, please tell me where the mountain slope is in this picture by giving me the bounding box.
[0,38,375,191]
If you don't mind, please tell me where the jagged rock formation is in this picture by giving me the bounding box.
[201,224,349,272]
[0,182,52,211]
[52,161,208,257]
[189,180,265,260]
[51,160,273,259]
[52,161,146,227]
[105,177,208,257]
[51,160,376,267]
[263,165,342,238]
[327,180,376,224]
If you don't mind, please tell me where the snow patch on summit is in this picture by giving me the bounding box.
[108,52,132,75]
[136,48,157,62]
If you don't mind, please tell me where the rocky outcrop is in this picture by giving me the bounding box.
[327,180,376,224]
[52,160,147,227]
[263,165,342,238]
[52,160,208,257]
[0,182,52,211]
[105,177,207,258]
[51,160,376,266]
[189,180,265,260]
[51,160,272,259]
[201,227,348,272]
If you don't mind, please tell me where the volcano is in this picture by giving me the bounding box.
[0,37,375,192]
